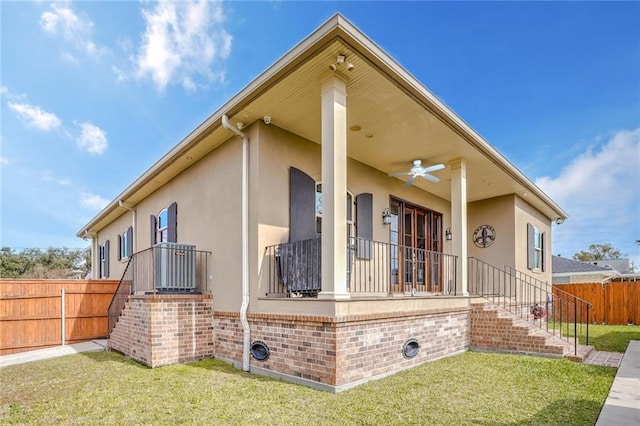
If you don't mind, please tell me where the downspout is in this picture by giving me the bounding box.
[119,200,136,253]
[222,114,251,372]
[82,229,97,279]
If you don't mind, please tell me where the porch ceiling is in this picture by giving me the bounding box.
[225,39,553,214]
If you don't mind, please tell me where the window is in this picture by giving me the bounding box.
[527,223,545,271]
[100,240,110,278]
[118,226,133,260]
[157,209,169,243]
[314,182,354,239]
[150,202,177,245]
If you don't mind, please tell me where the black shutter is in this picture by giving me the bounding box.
[289,167,316,242]
[527,223,534,270]
[127,226,133,255]
[99,245,103,278]
[167,202,177,243]
[117,234,122,261]
[356,193,373,259]
[150,215,157,246]
[104,240,110,278]
[541,231,546,272]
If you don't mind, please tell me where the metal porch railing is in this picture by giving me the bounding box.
[263,237,457,297]
[468,257,591,355]
[107,245,211,335]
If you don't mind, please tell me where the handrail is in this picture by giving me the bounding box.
[262,237,457,297]
[468,257,591,355]
[107,255,134,335]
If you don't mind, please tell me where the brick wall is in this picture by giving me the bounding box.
[335,309,469,386]
[109,294,214,367]
[215,308,469,389]
[470,302,567,357]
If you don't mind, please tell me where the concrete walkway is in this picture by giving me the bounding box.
[596,340,640,426]
[0,340,107,368]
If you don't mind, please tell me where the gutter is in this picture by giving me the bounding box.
[82,229,98,279]
[222,114,251,372]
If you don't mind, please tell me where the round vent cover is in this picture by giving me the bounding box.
[250,341,270,361]
[402,339,420,358]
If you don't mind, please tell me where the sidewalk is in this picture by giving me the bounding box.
[0,340,107,368]
[596,340,640,426]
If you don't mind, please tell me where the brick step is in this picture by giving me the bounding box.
[471,302,577,359]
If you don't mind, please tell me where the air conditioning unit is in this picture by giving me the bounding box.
[153,242,196,291]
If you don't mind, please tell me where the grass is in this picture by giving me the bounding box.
[1,351,615,425]
[564,323,640,353]
[584,324,640,352]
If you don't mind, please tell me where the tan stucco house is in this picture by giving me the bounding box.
[78,15,573,391]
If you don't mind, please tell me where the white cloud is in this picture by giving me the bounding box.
[8,102,62,131]
[80,191,109,210]
[76,122,108,155]
[132,0,232,92]
[536,128,640,257]
[43,173,72,186]
[0,157,9,166]
[40,1,103,57]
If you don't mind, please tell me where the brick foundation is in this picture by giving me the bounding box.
[214,308,469,390]
[109,294,214,367]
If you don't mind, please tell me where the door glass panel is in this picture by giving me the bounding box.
[389,198,443,293]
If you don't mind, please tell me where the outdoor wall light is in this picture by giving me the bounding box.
[445,227,452,241]
[382,208,392,225]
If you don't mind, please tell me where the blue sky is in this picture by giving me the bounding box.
[1,1,639,267]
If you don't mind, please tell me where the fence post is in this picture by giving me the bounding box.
[61,288,66,346]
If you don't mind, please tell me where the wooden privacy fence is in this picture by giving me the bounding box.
[552,282,640,325]
[0,280,119,355]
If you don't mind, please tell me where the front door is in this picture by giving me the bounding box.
[389,198,442,293]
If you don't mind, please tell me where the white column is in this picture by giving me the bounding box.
[450,158,468,296]
[318,75,350,300]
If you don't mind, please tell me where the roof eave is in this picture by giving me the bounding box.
[77,13,568,237]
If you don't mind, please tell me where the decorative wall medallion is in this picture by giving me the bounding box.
[473,225,496,248]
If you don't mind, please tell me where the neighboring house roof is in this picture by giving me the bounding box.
[552,256,609,274]
[588,259,631,274]
[77,13,568,238]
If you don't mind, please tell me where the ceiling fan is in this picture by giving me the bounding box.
[389,159,445,186]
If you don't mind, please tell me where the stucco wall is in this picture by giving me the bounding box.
[468,195,516,270]
[515,196,552,284]
[95,136,244,312]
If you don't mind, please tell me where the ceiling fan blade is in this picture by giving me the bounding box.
[389,172,411,177]
[422,173,440,183]
[422,164,445,173]
[405,176,417,186]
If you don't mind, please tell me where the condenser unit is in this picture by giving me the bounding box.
[153,242,196,291]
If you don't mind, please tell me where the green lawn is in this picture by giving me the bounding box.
[580,324,640,353]
[1,351,615,425]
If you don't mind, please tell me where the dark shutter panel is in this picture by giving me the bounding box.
[289,167,316,242]
[150,215,157,246]
[104,240,110,278]
[99,245,103,278]
[527,223,534,270]
[117,234,122,261]
[167,202,178,243]
[356,193,373,259]
[541,231,546,272]
[127,226,133,255]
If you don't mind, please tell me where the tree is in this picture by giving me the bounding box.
[0,247,91,279]
[572,243,623,261]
